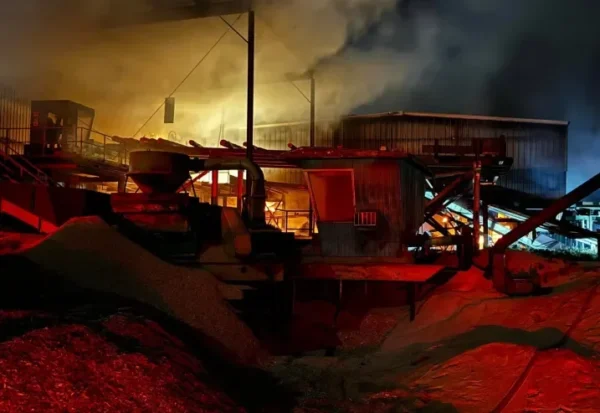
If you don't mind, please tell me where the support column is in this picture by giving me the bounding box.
[237,170,244,212]
[309,72,316,147]
[482,201,489,249]
[473,161,481,254]
[308,72,315,236]
[118,176,127,193]
[211,170,219,206]
[245,9,255,197]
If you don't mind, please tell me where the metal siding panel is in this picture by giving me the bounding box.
[338,115,567,198]
[353,159,403,256]
[248,114,567,198]
[401,161,425,235]
[0,84,30,154]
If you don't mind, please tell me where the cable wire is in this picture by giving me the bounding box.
[132,14,243,138]
[222,14,313,104]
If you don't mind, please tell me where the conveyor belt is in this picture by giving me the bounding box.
[426,186,598,251]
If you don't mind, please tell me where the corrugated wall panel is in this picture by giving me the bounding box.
[0,84,31,154]
[337,116,567,198]
[234,114,567,198]
[401,161,426,235]
[302,158,411,257]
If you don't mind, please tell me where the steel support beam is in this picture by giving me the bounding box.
[309,73,316,147]
[211,170,219,205]
[245,9,255,199]
[472,161,481,253]
[246,9,255,163]
[425,171,473,219]
[482,201,489,248]
[237,170,245,212]
[491,172,600,294]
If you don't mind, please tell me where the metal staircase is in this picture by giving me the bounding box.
[0,143,55,186]
[0,143,59,233]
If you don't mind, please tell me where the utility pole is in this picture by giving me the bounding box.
[245,9,255,199]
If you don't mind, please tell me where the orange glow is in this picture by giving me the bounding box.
[265,201,279,212]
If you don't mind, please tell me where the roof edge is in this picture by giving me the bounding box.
[249,111,570,129]
[345,111,570,126]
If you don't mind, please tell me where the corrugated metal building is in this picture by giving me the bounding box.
[298,154,427,257]
[227,111,569,199]
[0,84,31,153]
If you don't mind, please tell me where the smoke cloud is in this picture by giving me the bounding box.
[3,0,598,192]
[0,0,411,145]
[353,0,600,191]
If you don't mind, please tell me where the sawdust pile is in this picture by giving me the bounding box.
[19,217,262,365]
[0,312,245,412]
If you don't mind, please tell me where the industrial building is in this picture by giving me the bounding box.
[0,83,589,256]
[228,111,569,199]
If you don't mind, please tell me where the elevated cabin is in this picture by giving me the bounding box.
[284,148,430,257]
[28,100,96,153]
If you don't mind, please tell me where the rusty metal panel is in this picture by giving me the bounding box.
[299,158,423,257]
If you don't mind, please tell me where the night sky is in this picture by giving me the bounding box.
[331,0,600,193]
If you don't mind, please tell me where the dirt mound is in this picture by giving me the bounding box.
[20,217,262,365]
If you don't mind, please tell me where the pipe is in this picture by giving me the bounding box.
[189,157,266,225]
[220,139,244,150]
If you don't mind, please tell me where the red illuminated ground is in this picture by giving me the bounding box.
[3,228,600,412]
[268,255,600,412]
[0,313,244,412]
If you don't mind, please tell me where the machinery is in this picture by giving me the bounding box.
[27,100,95,156]
[112,150,297,285]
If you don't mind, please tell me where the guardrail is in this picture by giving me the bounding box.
[278,209,315,236]
[0,126,131,166]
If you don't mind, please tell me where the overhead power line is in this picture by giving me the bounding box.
[133,14,243,137]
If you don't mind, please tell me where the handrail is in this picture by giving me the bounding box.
[2,142,56,185]
[0,146,50,185]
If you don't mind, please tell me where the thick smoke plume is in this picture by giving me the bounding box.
[0,0,412,145]
[363,0,600,191]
